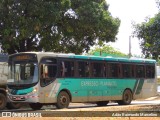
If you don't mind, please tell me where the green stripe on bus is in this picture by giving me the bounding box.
[135,79,144,94]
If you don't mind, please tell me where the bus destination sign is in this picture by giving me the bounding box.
[15,55,32,60]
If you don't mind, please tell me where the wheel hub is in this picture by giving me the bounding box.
[60,96,67,105]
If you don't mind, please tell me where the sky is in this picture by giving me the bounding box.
[106,0,159,56]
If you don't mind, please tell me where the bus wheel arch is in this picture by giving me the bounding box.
[117,88,133,105]
[56,90,71,109]
[59,89,72,102]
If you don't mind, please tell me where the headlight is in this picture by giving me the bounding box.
[33,88,38,93]
[6,89,11,93]
[6,89,8,93]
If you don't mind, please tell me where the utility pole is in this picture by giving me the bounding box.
[129,36,132,58]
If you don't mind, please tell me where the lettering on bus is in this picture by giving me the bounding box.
[99,81,117,87]
[81,81,117,87]
[81,81,99,86]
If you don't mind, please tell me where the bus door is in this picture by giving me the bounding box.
[40,57,58,103]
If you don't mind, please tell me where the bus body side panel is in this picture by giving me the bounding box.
[102,79,137,101]
[42,81,60,103]
[134,78,157,99]
[44,78,141,103]
[43,78,156,103]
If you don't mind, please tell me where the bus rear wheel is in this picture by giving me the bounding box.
[117,89,132,105]
[29,103,43,110]
[56,91,70,109]
[96,101,109,106]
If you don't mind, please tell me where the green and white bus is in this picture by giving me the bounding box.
[7,52,157,110]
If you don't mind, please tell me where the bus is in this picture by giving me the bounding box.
[7,52,157,110]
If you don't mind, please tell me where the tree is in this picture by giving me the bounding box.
[88,44,127,57]
[0,0,120,54]
[133,13,160,59]
[133,1,160,59]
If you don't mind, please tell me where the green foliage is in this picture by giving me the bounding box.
[88,45,127,57]
[133,12,160,59]
[0,0,120,54]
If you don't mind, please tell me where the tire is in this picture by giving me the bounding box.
[96,101,109,106]
[117,89,132,105]
[0,93,7,110]
[6,102,22,109]
[55,91,70,109]
[29,103,43,110]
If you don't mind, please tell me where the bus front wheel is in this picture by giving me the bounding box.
[0,93,7,110]
[117,89,132,105]
[56,91,70,109]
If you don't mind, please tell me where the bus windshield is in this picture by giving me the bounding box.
[8,61,38,85]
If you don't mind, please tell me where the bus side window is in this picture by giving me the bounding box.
[91,62,104,78]
[108,63,119,78]
[60,61,65,77]
[78,61,89,77]
[146,65,155,78]
[136,65,145,78]
[122,64,132,78]
[78,62,83,77]
[131,65,135,78]
[105,63,107,77]
[41,64,50,79]
[64,61,74,77]
[85,62,90,77]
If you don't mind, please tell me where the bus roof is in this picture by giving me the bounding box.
[72,55,156,63]
[10,52,156,64]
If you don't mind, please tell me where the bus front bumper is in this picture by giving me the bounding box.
[7,93,40,103]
